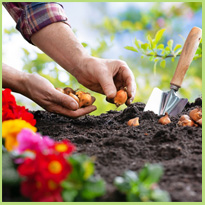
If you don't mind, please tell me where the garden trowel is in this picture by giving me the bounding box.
[144,27,202,116]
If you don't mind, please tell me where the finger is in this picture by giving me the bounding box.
[120,65,136,105]
[106,96,114,104]
[52,89,79,110]
[98,74,117,99]
[50,105,97,118]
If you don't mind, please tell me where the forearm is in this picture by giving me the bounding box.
[31,22,90,77]
[2,63,27,95]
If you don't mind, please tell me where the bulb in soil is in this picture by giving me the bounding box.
[179,115,191,121]
[127,117,139,127]
[196,118,202,126]
[114,87,128,107]
[189,108,202,122]
[158,113,171,125]
[178,119,195,127]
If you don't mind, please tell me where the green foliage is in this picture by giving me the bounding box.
[125,28,202,72]
[94,2,201,36]
[114,163,171,202]
[2,151,21,185]
[61,154,106,201]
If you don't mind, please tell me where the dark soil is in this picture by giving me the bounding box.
[3,98,202,202]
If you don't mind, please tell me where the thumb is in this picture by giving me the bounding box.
[99,75,117,99]
[53,89,79,110]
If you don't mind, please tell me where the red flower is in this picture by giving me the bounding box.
[2,88,16,106]
[53,140,76,155]
[2,89,36,126]
[18,151,72,202]
[18,158,37,177]
[12,105,36,126]
[21,176,63,202]
[36,152,72,183]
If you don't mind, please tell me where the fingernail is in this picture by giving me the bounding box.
[107,91,116,98]
[70,101,78,110]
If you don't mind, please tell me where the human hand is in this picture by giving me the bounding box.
[73,57,136,105]
[23,73,96,118]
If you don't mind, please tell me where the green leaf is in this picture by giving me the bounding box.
[81,42,88,47]
[165,46,171,52]
[173,44,182,52]
[174,48,182,56]
[171,57,175,62]
[62,190,78,202]
[147,35,153,49]
[134,38,141,49]
[151,189,171,202]
[139,164,163,186]
[114,170,138,193]
[157,44,164,49]
[124,170,139,182]
[160,60,166,68]
[2,152,21,185]
[149,56,154,61]
[124,46,138,52]
[154,28,166,44]
[167,39,173,51]
[114,176,128,193]
[61,181,80,190]
[83,160,94,180]
[141,43,149,50]
[81,177,106,200]
[195,47,202,55]
[68,154,94,182]
[127,192,141,202]
[22,48,30,56]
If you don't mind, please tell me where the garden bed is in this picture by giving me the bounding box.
[31,98,202,202]
[3,98,202,202]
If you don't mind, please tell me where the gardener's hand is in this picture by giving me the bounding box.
[31,23,136,105]
[2,64,96,118]
[23,73,96,118]
[73,57,136,105]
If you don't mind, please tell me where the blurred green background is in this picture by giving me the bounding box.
[2,2,202,116]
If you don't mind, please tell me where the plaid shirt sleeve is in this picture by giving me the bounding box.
[3,2,70,44]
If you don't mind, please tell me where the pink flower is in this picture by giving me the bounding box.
[16,129,54,153]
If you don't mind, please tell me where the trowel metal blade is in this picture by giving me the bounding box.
[144,87,163,115]
[144,87,188,116]
[160,89,188,116]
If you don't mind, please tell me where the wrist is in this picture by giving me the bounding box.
[2,64,28,95]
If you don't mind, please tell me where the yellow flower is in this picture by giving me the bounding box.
[2,119,37,151]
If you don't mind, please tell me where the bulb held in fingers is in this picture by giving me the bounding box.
[56,87,64,93]
[64,87,75,95]
[114,87,128,107]
[79,93,96,108]
[69,93,80,104]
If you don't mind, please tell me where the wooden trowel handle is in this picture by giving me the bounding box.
[170,27,202,89]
